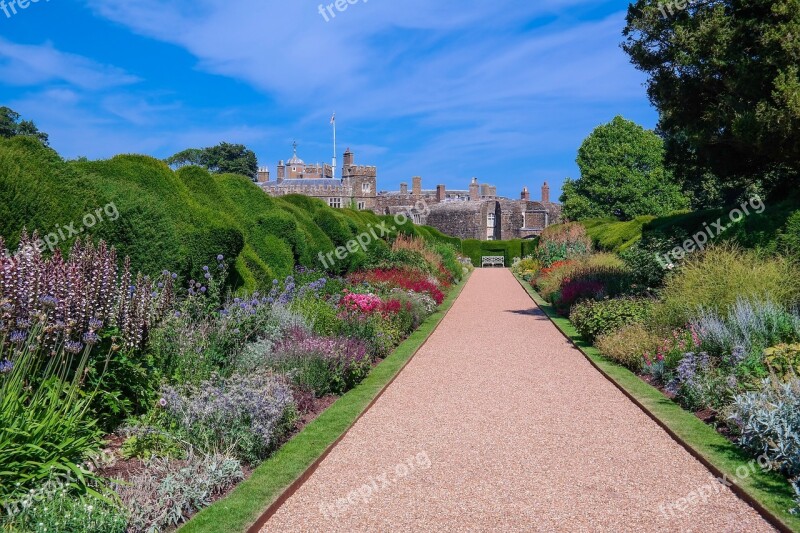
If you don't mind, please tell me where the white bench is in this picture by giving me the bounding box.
[481,256,505,268]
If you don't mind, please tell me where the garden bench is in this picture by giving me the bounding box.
[481,256,505,268]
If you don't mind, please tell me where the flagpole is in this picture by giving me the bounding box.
[332,112,337,180]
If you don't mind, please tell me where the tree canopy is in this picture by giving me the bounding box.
[560,116,688,221]
[0,107,49,146]
[623,0,800,204]
[166,142,258,179]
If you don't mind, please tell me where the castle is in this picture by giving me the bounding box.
[257,144,561,241]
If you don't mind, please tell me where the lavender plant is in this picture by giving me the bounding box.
[160,372,296,464]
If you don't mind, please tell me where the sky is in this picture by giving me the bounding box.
[0,0,657,200]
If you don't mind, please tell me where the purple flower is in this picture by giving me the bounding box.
[217,254,224,261]
[82,331,100,345]
[203,266,209,272]
[64,340,84,354]
[9,330,27,344]
[0,359,13,374]
[158,397,168,408]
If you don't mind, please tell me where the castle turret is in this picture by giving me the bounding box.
[469,177,479,201]
[412,176,422,198]
[521,186,530,201]
[542,182,550,203]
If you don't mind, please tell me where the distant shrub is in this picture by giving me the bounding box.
[570,298,653,343]
[657,245,800,328]
[535,222,592,267]
[778,210,800,262]
[595,323,660,371]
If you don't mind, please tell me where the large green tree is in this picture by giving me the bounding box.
[560,116,688,221]
[623,0,800,203]
[0,107,49,146]
[166,142,257,179]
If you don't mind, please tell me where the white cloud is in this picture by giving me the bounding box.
[0,37,139,90]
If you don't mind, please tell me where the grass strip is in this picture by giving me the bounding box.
[515,274,800,532]
[180,273,470,533]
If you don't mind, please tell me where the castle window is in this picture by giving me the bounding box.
[357,201,365,210]
[328,198,342,209]
[487,213,496,228]
[362,182,371,193]
[522,212,527,229]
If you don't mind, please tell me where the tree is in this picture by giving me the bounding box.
[560,116,688,221]
[622,0,800,202]
[0,107,49,145]
[165,143,258,179]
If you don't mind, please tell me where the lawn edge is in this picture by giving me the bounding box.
[179,272,471,533]
[514,274,799,533]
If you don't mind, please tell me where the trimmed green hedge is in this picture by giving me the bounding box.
[461,239,537,267]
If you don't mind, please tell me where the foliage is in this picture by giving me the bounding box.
[691,299,800,360]
[166,142,258,179]
[0,106,49,146]
[656,246,800,328]
[560,116,688,221]
[117,452,244,533]
[534,222,592,267]
[581,216,655,253]
[0,330,105,502]
[2,489,128,533]
[595,323,660,372]
[730,378,800,510]
[764,344,800,382]
[570,298,653,343]
[623,0,800,200]
[161,373,296,464]
[268,328,371,397]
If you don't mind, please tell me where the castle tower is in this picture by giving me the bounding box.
[469,177,479,201]
[436,185,446,202]
[542,182,550,203]
[412,176,422,198]
[521,186,530,201]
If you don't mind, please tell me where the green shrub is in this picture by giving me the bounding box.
[657,245,800,328]
[595,323,660,371]
[0,334,105,502]
[763,343,800,382]
[3,490,128,533]
[570,298,653,343]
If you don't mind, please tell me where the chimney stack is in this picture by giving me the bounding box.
[436,184,446,202]
[542,182,550,203]
[400,182,408,195]
[412,176,422,198]
[521,186,530,201]
[343,148,354,167]
[257,167,270,183]
[469,177,480,201]
[277,160,286,183]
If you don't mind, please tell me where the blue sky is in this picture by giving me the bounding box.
[0,0,656,199]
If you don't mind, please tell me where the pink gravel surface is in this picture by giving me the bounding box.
[261,269,774,532]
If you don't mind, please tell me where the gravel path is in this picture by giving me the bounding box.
[261,269,773,532]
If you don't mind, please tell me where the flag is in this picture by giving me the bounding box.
[330,113,336,125]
